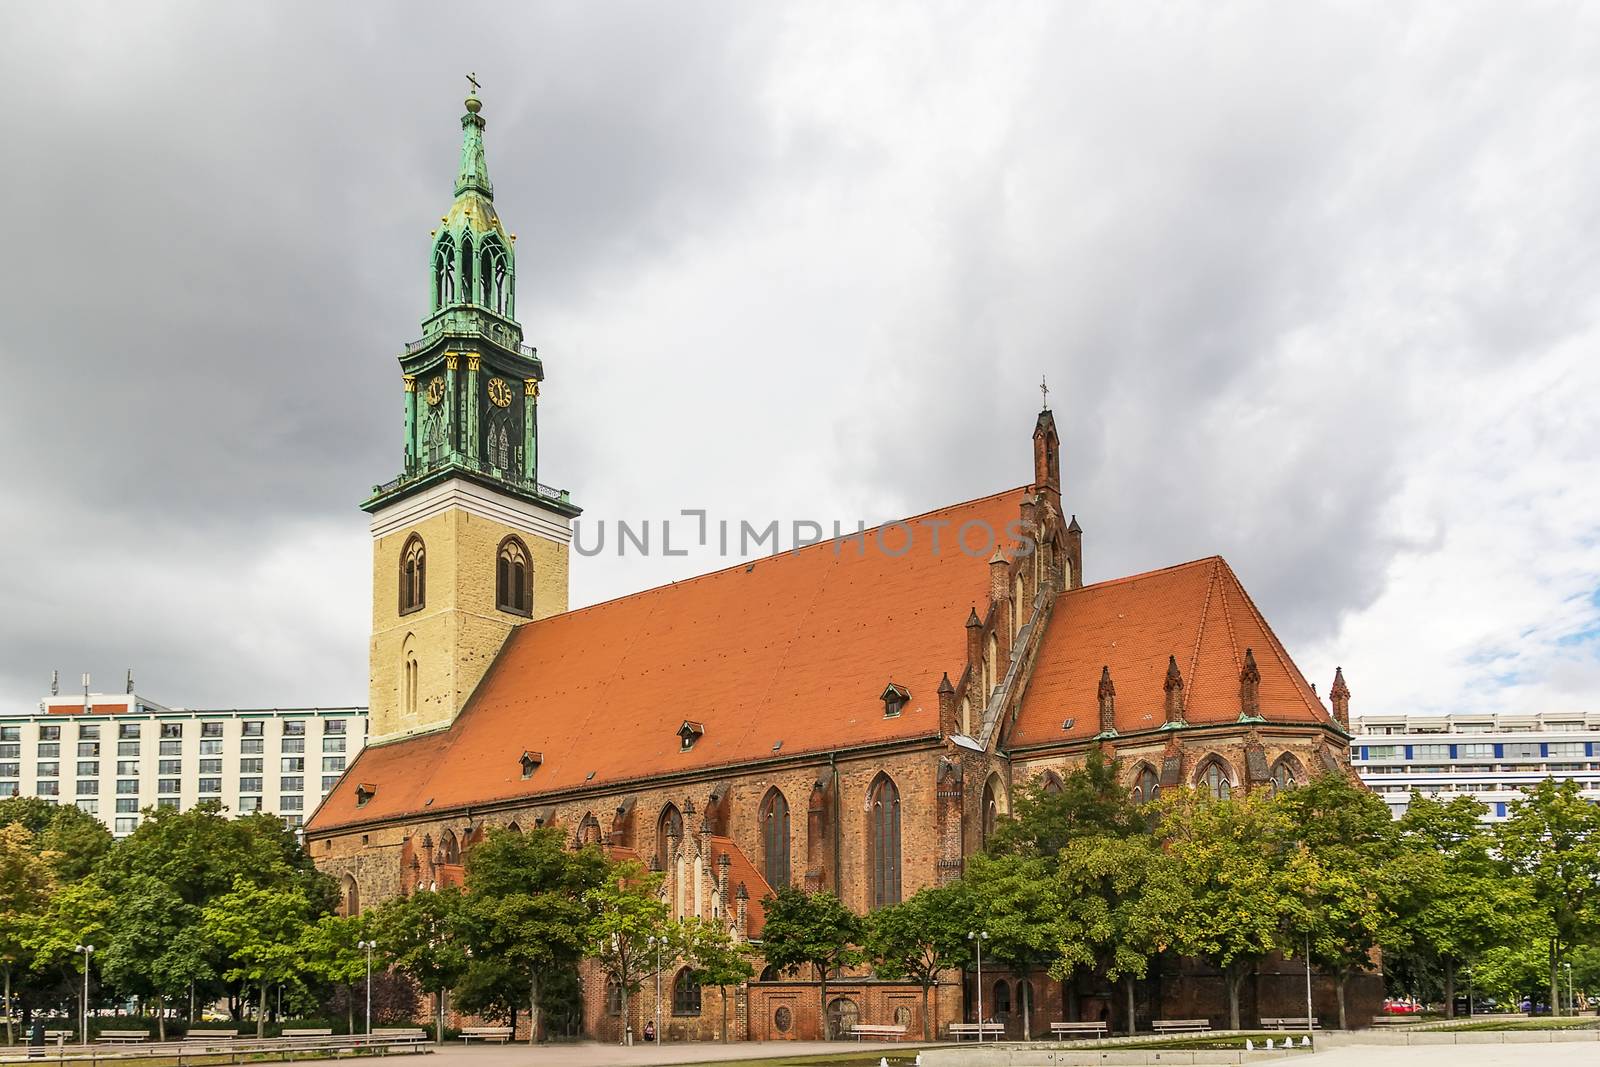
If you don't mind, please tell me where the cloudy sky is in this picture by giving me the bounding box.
[1,2,1597,719]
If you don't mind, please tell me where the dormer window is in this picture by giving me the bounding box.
[354,783,377,807]
[880,683,910,719]
[678,721,704,752]
[519,751,543,779]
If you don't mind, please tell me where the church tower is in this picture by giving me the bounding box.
[362,87,580,744]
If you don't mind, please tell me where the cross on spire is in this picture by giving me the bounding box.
[466,72,481,95]
[1040,375,1050,411]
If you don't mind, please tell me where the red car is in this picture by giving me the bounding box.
[1382,999,1422,1015]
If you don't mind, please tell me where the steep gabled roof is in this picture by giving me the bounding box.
[310,487,1027,833]
[1010,556,1331,746]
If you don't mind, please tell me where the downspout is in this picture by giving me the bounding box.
[830,752,842,899]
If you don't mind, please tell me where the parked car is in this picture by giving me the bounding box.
[1381,998,1421,1015]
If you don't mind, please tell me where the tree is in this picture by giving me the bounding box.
[1050,833,1181,1035]
[1497,779,1600,1014]
[987,748,1145,861]
[1392,794,1525,1016]
[0,825,55,1043]
[683,918,756,1043]
[865,884,970,1039]
[366,887,471,1043]
[1157,788,1290,1030]
[462,827,608,1044]
[201,876,314,1036]
[21,879,114,1037]
[98,875,213,1039]
[963,853,1059,1036]
[585,858,670,1044]
[299,915,368,1034]
[759,887,863,1038]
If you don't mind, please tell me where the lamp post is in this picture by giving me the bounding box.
[358,941,377,1035]
[647,936,664,1046]
[968,931,988,1042]
[1565,962,1574,1017]
[74,944,94,1044]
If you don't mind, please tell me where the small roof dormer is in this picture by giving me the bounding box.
[880,683,910,719]
[678,720,704,751]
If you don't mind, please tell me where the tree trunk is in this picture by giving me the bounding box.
[1335,974,1348,1030]
[1123,976,1137,1036]
[922,983,933,1041]
[1444,960,1456,1019]
[720,985,728,1042]
[436,989,445,1045]
[1227,967,1244,1032]
[620,982,629,1045]
[1549,937,1561,1016]
[819,963,829,1040]
[347,983,355,1035]
[257,983,267,1038]
[4,964,12,1046]
[156,995,166,1042]
[528,971,540,1046]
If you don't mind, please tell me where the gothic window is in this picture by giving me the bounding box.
[656,803,683,870]
[496,536,532,616]
[1270,756,1300,795]
[491,422,511,470]
[424,410,448,466]
[400,636,419,719]
[1039,770,1064,795]
[605,977,622,1016]
[460,234,475,305]
[672,968,702,1015]
[577,812,602,847]
[981,775,1000,847]
[867,773,901,909]
[993,979,1012,1017]
[479,238,509,313]
[1013,574,1025,635]
[760,788,791,889]
[399,535,426,614]
[1198,758,1233,801]
[433,234,456,308]
[438,830,461,865]
[341,874,360,917]
[1132,765,1160,805]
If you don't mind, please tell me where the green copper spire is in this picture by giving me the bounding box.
[454,89,494,199]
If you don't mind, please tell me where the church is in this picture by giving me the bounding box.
[306,90,1364,1042]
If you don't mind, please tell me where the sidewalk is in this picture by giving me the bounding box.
[397,1040,914,1067]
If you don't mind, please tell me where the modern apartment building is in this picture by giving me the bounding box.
[0,691,367,836]
[1351,710,1600,820]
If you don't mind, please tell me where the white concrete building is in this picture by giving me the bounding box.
[1351,710,1600,820]
[0,690,367,836]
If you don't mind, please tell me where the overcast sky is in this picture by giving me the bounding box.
[1,2,1597,720]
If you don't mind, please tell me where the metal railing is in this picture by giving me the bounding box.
[0,1034,431,1066]
[369,463,570,505]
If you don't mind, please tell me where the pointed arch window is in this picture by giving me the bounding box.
[1132,766,1159,805]
[1199,759,1233,801]
[577,812,602,847]
[981,775,1000,847]
[656,803,683,870]
[1039,771,1064,795]
[496,536,532,616]
[760,788,791,889]
[401,640,419,719]
[868,773,901,909]
[399,535,425,615]
[672,968,702,1016]
[438,830,461,865]
[341,874,360,917]
[460,234,475,305]
[433,234,456,309]
[1269,756,1300,795]
[479,238,509,314]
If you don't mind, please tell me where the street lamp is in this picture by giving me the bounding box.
[968,931,988,1042]
[647,935,665,1046]
[74,944,94,1044]
[357,941,377,1035]
[1564,962,1574,1017]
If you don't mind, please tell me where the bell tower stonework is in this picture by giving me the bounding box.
[362,89,580,744]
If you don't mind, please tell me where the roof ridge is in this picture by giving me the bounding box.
[526,484,1032,627]
[1214,559,1327,721]
[1066,555,1226,597]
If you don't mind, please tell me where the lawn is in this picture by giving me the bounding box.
[1444,1016,1600,1032]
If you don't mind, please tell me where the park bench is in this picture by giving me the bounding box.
[459,1026,513,1043]
[42,1030,74,1043]
[371,1028,428,1044]
[848,1024,907,1041]
[1050,1021,1108,1039]
[182,1032,239,1042]
[948,1022,1006,1041]
[281,1028,334,1038]
[1152,1019,1211,1033]
[1260,1017,1320,1030]
[95,1031,150,1044]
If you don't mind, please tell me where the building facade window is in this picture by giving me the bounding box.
[1132,765,1160,804]
[868,773,902,909]
[116,741,139,756]
[242,721,264,738]
[325,719,346,735]
[158,779,180,794]
[36,763,58,779]
[400,534,426,614]
[1199,759,1233,801]
[671,969,702,1015]
[201,722,223,739]
[199,740,223,756]
[239,777,262,793]
[281,777,303,793]
[1269,757,1300,795]
[239,796,261,813]
[79,725,100,740]
[199,778,221,794]
[118,723,140,739]
[240,739,263,755]
[160,723,181,739]
[39,726,59,742]
[656,804,683,870]
[496,536,533,616]
[760,788,790,889]
[36,781,57,796]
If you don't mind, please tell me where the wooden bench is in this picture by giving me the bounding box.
[948,1022,1006,1041]
[459,1026,513,1044]
[183,1032,239,1042]
[1260,1017,1320,1031]
[371,1028,428,1043]
[1152,1019,1212,1033]
[281,1028,334,1038]
[849,1024,907,1041]
[42,1030,74,1043]
[95,1031,150,1044]
[1050,1021,1108,1039]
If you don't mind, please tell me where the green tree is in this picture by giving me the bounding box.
[964,853,1059,1036]
[1497,779,1600,1014]
[987,748,1145,861]
[299,915,369,1035]
[1050,833,1181,1035]
[759,887,863,1038]
[98,875,213,1039]
[0,798,113,885]
[367,887,470,1042]
[462,827,608,1044]
[21,879,114,1037]
[585,858,670,1044]
[865,884,970,1039]
[683,918,756,1043]
[1157,788,1290,1030]
[0,824,55,1043]
[1392,794,1525,1016]
[201,876,314,1036]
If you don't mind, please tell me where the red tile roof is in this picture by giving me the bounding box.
[710,835,773,937]
[310,488,1027,833]
[1010,556,1331,746]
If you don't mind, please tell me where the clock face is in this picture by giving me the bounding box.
[486,377,513,408]
[425,377,446,406]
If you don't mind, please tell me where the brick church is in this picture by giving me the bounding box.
[306,90,1366,1041]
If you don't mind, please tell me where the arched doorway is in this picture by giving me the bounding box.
[826,997,859,1040]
